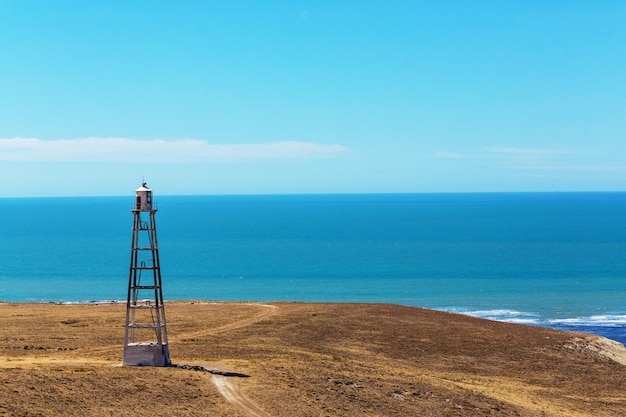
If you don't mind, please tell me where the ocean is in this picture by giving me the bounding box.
[1,192,625,345]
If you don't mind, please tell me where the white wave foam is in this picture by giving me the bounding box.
[549,315,626,327]
[447,309,626,327]
[59,300,123,305]
[500,318,541,325]
[465,309,537,318]
[442,308,541,324]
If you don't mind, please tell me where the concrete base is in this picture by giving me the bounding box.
[123,342,170,367]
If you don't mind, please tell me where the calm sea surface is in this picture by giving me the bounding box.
[1,192,625,344]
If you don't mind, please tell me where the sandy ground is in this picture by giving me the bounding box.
[0,301,625,416]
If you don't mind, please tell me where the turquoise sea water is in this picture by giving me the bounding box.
[1,192,625,344]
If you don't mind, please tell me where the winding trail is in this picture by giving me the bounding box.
[183,303,278,417]
[211,373,271,417]
[172,303,279,341]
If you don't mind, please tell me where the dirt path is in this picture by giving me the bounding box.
[173,303,279,341]
[146,303,280,417]
[211,374,271,417]
[203,304,277,417]
[181,303,279,417]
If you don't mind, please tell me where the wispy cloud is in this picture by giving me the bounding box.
[483,146,626,173]
[0,138,348,162]
[516,164,626,172]
[485,146,578,169]
[485,147,573,156]
[432,146,626,174]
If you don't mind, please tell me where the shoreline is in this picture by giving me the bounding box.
[3,298,626,346]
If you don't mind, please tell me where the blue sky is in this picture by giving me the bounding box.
[1,1,625,197]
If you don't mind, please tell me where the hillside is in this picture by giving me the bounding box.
[0,302,624,416]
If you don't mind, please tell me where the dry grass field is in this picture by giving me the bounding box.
[0,301,625,416]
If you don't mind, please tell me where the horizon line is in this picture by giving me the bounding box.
[2,190,626,199]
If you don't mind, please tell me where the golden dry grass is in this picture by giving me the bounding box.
[0,301,625,416]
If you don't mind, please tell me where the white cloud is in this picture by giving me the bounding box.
[485,147,572,155]
[0,137,348,163]
[516,164,626,172]
[483,146,626,173]
[432,147,572,160]
[484,146,578,169]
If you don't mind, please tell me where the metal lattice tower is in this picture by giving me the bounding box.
[123,182,171,366]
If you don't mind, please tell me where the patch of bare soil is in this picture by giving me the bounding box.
[0,301,624,416]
